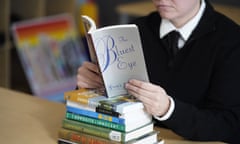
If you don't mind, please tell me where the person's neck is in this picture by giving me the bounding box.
[171,1,201,28]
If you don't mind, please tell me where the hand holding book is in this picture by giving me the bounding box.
[80,15,149,98]
[77,61,104,89]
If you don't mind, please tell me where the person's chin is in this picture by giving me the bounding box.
[159,12,174,20]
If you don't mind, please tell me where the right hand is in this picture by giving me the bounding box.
[77,61,104,89]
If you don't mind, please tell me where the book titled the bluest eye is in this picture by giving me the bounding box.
[82,15,149,98]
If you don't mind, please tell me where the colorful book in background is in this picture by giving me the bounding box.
[62,118,154,143]
[81,15,149,98]
[11,14,88,102]
[58,128,159,144]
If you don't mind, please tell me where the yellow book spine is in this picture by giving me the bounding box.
[64,89,98,105]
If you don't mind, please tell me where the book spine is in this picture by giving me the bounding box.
[58,139,77,144]
[66,106,125,124]
[96,106,120,117]
[62,119,124,142]
[64,90,99,105]
[58,128,120,144]
[98,97,143,114]
[66,112,125,132]
[98,100,126,112]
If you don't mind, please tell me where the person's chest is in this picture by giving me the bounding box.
[142,34,219,105]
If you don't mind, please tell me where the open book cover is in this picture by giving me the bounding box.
[81,15,149,98]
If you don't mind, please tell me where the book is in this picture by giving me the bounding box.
[81,15,149,98]
[57,138,162,144]
[11,14,88,102]
[58,128,119,144]
[66,112,125,132]
[96,106,121,117]
[58,139,78,144]
[65,89,146,114]
[62,118,154,142]
[66,102,152,125]
[66,104,125,124]
[156,140,165,144]
[65,111,152,132]
[58,128,158,144]
[97,96,143,114]
[64,88,107,108]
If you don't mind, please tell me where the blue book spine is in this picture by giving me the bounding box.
[66,106,125,124]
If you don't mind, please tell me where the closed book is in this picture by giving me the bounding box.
[66,105,125,124]
[98,96,144,114]
[58,139,77,144]
[66,112,125,132]
[64,89,106,108]
[66,101,152,124]
[96,106,121,117]
[58,128,119,144]
[125,131,158,144]
[64,89,141,114]
[66,111,151,132]
[66,104,152,125]
[67,95,145,114]
[62,118,154,142]
[58,128,158,144]
[155,140,165,144]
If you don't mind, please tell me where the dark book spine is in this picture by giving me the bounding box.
[58,139,76,144]
[96,106,120,117]
[66,106,125,124]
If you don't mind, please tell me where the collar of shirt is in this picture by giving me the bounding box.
[160,0,206,42]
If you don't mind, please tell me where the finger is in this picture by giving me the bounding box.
[128,79,166,94]
[126,85,153,105]
[128,90,154,115]
[83,61,101,74]
[125,82,155,99]
[128,79,160,91]
[77,69,103,87]
[78,65,104,85]
[77,74,103,88]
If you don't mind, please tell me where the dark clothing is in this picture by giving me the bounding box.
[132,1,240,143]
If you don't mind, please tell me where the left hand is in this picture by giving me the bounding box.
[125,79,171,116]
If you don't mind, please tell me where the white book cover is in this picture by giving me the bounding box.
[81,15,149,98]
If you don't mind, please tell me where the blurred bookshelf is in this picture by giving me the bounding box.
[0,0,77,99]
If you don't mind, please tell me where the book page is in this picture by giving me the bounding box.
[81,15,98,64]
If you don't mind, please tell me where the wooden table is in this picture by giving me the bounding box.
[116,1,240,25]
[0,87,224,144]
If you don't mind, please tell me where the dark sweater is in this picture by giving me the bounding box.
[132,1,240,143]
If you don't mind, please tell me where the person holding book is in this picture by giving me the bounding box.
[77,0,240,143]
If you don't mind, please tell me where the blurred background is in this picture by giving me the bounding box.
[0,0,239,102]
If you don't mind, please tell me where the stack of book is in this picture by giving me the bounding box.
[57,88,164,144]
